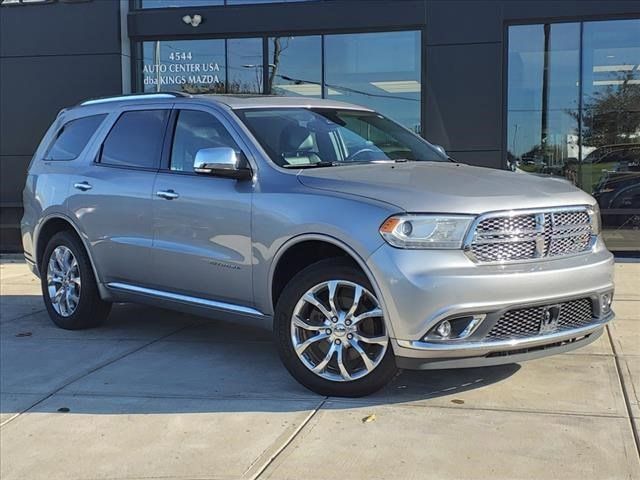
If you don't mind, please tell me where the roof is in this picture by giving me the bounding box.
[195,94,373,111]
[78,92,372,111]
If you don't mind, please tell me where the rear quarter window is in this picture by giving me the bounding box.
[44,114,107,161]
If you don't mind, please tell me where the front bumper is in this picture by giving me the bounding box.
[366,238,615,369]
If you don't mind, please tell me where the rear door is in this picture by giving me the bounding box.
[67,104,171,286]
[150,105,254,308]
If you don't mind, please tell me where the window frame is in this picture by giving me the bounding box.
[160,105,253,177]
[95,107,172,172]
[43,114,108,162]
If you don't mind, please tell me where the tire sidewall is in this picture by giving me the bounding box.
[274,258,397,397]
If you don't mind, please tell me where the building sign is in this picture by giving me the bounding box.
[143,57,222,89]
[142,40,226,94]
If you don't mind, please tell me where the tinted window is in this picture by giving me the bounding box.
[45,114,107,161]
[100,110,168,169]
[170,110,239,173]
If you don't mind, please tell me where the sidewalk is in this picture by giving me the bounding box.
[1,257,638,479]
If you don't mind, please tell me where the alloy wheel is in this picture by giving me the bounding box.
[291,280,388,382]
[47,245,81,317]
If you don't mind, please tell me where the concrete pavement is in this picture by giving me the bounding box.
[0,256,638,479]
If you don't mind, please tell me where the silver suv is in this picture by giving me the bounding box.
[21,93,615,396]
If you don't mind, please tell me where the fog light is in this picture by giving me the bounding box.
[436,320,452,338]
[601,292,613,314]
[424,314,486,341]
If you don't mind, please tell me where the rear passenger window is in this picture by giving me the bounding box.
[45,114,107,161]
[170,110,239,173]
[100,110,168,169]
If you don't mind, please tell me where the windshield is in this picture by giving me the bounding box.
[235,108,448,168]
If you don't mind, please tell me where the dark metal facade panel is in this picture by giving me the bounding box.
[426,0,503,45]
[127,0,427,39]
[0,205,23,252]
[0,55,123,157]
[0,156,31,204]
[501,0,640,24]
[0,0,122,57]
[424,42,502,152]
[446,150,503,170]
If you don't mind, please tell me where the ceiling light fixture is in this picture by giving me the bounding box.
[370,80,421,93]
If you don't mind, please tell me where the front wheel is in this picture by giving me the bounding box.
[274,259,397,397]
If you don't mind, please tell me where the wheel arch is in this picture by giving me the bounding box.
[268,234,395,338]
[34,214,103,289]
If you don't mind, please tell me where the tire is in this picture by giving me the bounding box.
[41,230,111,330]
[274,258,397,397]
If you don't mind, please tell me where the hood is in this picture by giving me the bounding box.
[297,162,595,214]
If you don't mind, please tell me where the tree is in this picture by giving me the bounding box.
[577,71,640,149]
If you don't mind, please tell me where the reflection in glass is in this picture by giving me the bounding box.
[142,40,226,94]
[324,31,421,133]
[581,19,640,251]
[226,0,313,3]
[267,36,322,97]
[507,19,640,251]
[227,38,263,94]
[507,23,580,177]
[141,0,223,8]
[140,0,312,6]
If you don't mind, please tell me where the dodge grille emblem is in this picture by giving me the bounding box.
[539,305,561,334]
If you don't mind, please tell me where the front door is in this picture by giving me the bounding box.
[151,107,254,308]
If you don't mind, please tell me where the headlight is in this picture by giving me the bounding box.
[588,204,601,235]
[379,214,475,249]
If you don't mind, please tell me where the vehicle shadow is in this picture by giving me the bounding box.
[1,300,520,415]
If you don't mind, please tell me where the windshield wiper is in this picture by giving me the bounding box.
[282,158,414,168]
[282,161,337,169]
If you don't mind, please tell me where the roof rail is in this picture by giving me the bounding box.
[80,92,190,106]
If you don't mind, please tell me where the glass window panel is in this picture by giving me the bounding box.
[580,19,640,251]
[227,0,314,3]
[324,31,421,133]
[140,0,223,8]
[235,108,445,168]
[101,110,168,169]
[140,0,312,5]
[141,40,225,94]
[266,36,321,97]
[507,23,580,176]
[171,110,240,173]
[45,114,106,161]
[227,38,263,94]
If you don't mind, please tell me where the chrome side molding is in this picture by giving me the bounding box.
[107,282,264,317]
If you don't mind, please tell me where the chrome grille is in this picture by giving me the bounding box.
[486,298,594,341]
[467,207,594,263]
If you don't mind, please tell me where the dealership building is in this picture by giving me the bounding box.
[1,0,638,252]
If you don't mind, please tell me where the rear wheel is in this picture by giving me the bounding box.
[41,231,111,329]
[274,258,397,397]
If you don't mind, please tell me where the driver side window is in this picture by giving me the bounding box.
[170,110,239,173]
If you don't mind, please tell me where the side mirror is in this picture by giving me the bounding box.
[193,147,252,180]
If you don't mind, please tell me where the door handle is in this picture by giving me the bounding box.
[73,182,92,191]
[156,189,179,200]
